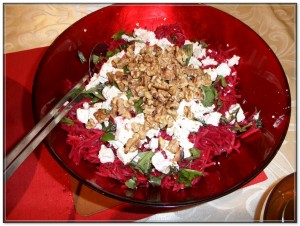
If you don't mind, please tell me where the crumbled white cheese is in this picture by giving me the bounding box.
[94,123,102,130]
[112,113,145,154]
[178,99,215,119]
[83,102,89,109]
[116,146,138,165]
[227,55,240,67]
[216,63,231,77]
[166,116,200,158]
[91,85,122,111]
[156,38,173,50]
[133,28,157,45]
[109,140,123,150]
[146,128,160,139]
[134,42,146,55]
[188,56,202,69]
[121,34,136,42]
[225,103,245,124]
[103,120,109,127]
[123,28,173,51]
[203,112,222,126]
[146,138,159,151]
[76,108,89,124]
[151,150,175,174]
[203,68,218,81]
[201,56,218,66]
[114,116,133,145]
[184,40,207,59]
[98,145,115,163]
[85,51,125,90]
[176,117,201,133]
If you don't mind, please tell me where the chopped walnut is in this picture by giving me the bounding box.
[184,106,194,119]
[86,119,97,129]
[166,139,180,154]
[94,109,109,123]
[111,96,132,119]
[99,42,213,154]
[125,133,141,153]
[158,137,166,149]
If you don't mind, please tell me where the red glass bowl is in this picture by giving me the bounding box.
[32,4,291,207]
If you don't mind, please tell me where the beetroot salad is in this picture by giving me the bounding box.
[61,24,262,191]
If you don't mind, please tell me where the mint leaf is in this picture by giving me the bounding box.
[200,85,218,107]
[134,98,143,114]
[106,48,120,58]
[134,151,154,175]
[149,175,164,187]
[123,65,129,73]
[92,54,102,65]
[181,44,193,65]
[101,132,115,141]
[71,86,84,99]
[126,89,133,99]
[199,41,208,48]
[112,29,126,40]
[61,117,74,126]
[125,177,137,189]
[231,121,253,132]
[102,121,116,133]
[189,148,201,160]
[83,83,106,101]
[178,169,203,187]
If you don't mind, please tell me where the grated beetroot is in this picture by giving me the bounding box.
[154,23,186,46]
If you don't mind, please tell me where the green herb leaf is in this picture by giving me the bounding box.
[102,121,117,133]
[199,41,208,48]
[200,85,218,107]
[123,65,129,73]
[216,99,223,111]
[220,115,229,124]
[77,50,87,63]
[189,148,201,160]
[126,89,133,99]
[136,151,154,174]
[181,44,193,65]
[112,29,126,40]
[134,40,145,44]
[228,107,240,123]
[113,81,120,90]
[125,177,137,189]
[213,76,227,87]
[106,48,120,58]
[194,118,207,126]
[84,83,107,101]
[219,76,227,87]
[178,169,203,187]
[92,54,102,65]
[61,117,74,126]
[149,175,164,187]
[134,98,143,114]
[101,132,115,141]
[71,86,84,99]
[231,121,253,132]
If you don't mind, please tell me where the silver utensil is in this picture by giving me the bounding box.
[4,43,108,181]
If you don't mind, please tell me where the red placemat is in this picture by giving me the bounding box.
[4,47,267,221]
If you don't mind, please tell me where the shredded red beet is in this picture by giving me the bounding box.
[154,23,186,46]
[62,98,106,165]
